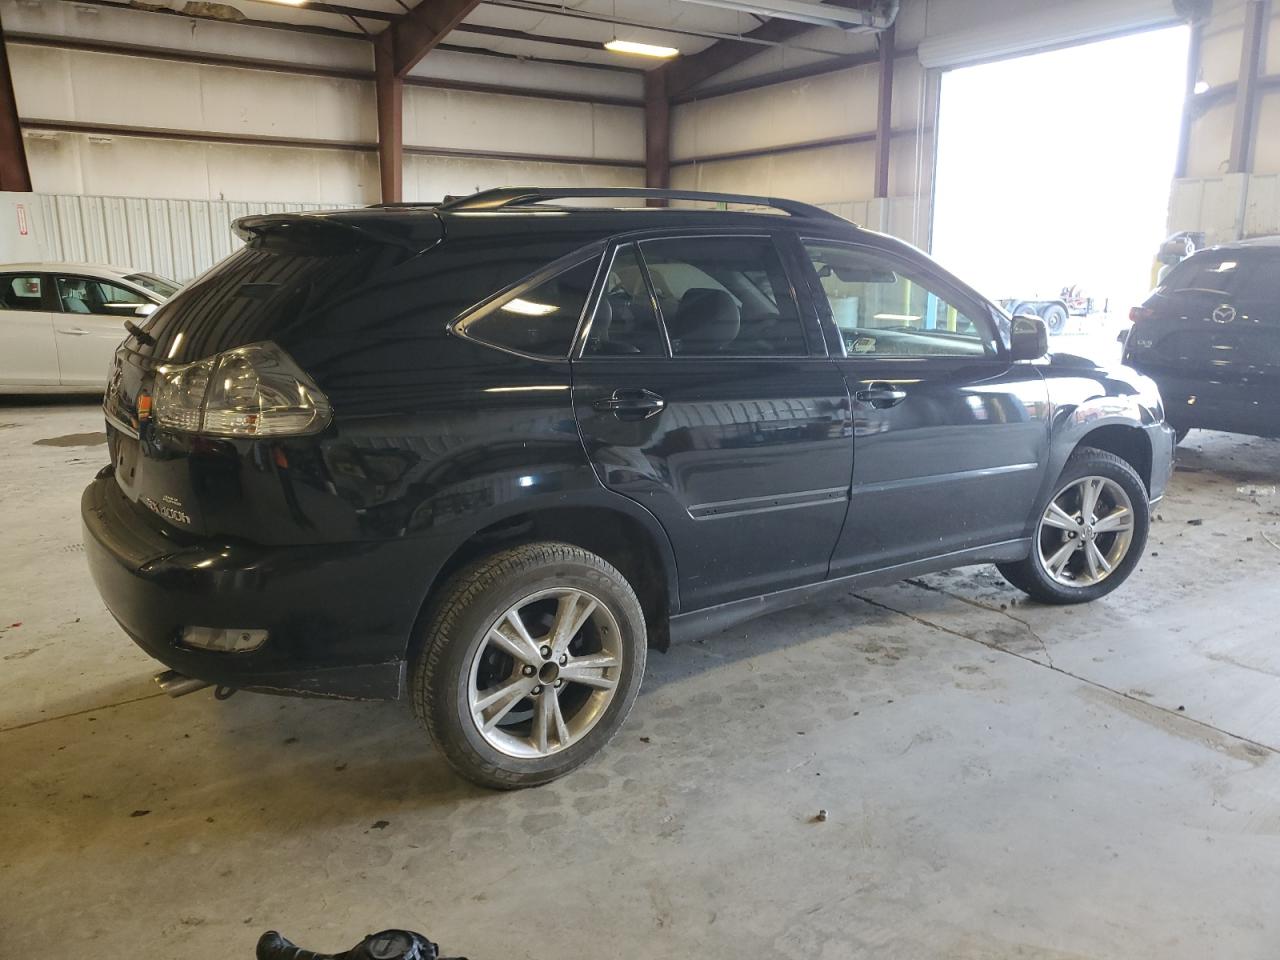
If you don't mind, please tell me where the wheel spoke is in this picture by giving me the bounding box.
[1043,501,1080,531]
[531,688,571,755]
[1079,477,1102,521]
[486,612,542,666]
[533,690,551,753]
[550,592,598,657]
[1088,541,1113,575]
[1082,539,1101,579]
[474,676,536,730]
[1045,539,1077,577]
[1092,507,1132,534]
[560,653,619,690]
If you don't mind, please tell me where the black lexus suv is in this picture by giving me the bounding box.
[1125,237,1280,442]
[82,187,1174,788]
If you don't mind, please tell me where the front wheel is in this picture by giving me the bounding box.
[412,542,647,789]
[997,447,1149,604]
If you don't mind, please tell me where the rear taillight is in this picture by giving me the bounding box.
[153,341,331,438]
[1129,306,1154,324]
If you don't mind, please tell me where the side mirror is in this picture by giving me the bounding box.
[135,303,157,317]
[1010,313,1048,360]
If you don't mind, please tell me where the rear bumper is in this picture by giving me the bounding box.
[81,470,431,700]
[1143,369,1280,439]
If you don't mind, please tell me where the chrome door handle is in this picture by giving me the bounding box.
[58,328,91,336]
[855,384,907,408]
[593,389,665,420]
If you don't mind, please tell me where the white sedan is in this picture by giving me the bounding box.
[0,262,180,393]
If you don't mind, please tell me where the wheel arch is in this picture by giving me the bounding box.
[406,497,680,664]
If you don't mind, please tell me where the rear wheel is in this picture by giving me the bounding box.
[412,542,646,789]
[997,447,1149,604]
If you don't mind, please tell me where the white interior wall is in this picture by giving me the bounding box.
[1173,2,1280,243]
[1,0,643,206]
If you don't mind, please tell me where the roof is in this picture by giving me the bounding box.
[0,262,144,277]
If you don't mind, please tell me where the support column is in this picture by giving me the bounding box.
[0,15,32,192]
[1173,19,1202,180]
[874,24,895,200]
[1229,0,1269,174]
[374,32,403,204]
[644,69,670,195]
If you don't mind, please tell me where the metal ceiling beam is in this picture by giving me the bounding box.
[661,0,875,97]
[387,0,484,77]
[483,0,851,56]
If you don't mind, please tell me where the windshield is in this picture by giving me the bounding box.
[123,271,181,299]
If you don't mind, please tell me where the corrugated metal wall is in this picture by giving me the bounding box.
[1167,174,1280,246]
[33,194,358,283]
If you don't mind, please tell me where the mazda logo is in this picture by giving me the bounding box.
[1212,304,1236,324]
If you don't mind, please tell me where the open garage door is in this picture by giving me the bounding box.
[918,0,1183,69]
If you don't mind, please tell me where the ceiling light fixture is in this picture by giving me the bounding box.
[258,0,309,6]
[603,39,680,58]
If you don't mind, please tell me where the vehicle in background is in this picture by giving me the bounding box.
[0,262,179,393]
[81,187,1173,790]
[999,285,1101,335]
[1125,237,1280,443]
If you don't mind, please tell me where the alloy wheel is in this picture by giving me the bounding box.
[1036,475,1135,587]
[466,588,622,759]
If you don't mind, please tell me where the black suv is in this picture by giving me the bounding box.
[82,188,1174,788]
[1125,237,1280,442]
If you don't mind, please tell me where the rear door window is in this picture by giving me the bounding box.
[583,245,667,357]
[55,276,150,316]
[0,275,46,311]
[455,258,600,358]
[638,236,807,357]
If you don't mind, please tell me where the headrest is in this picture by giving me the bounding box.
[669,288,739,352]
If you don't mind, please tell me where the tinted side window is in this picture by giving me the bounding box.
[457,258,599,358]
[56,276,148,316]
[804,242,996,358]
[1233,254,1280,309]
[584,245,666,357]
[0,275,45,312]
[639,236,807,357]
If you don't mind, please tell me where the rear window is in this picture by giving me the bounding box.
[1160,251,1246,296]
[138,225,601,364]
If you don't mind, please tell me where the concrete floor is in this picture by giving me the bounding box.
[3,396,1279,960]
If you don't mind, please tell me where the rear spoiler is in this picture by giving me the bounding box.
[232,211,442,254]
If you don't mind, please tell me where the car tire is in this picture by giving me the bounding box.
[412,542,647,790]
[997,447,1149,605]
[1042,303,1068,335]
[1172,425,1190,445]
